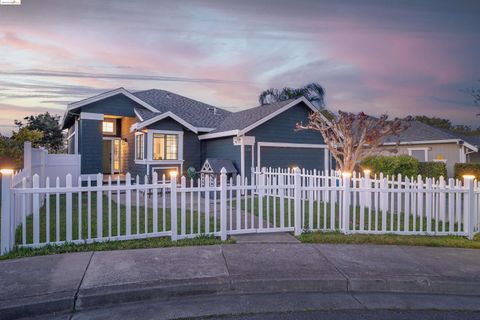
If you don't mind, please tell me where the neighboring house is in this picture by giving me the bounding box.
[62,88,331,181]
[376,121,479,177]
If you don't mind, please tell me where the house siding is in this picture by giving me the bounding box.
[375,143,462,177]
[246,102,326,172]
[80,94,145,117]
[79,119,103,175]
[201,137,240,172]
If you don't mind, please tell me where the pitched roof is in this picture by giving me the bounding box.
[202,158,238,174]
[384,121,461,143]
[384,121,478,151]
[132,89,230,128]
[209,99,296,133]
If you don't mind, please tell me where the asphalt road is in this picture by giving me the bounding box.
[32,292,480,320]
[211,310,480,320]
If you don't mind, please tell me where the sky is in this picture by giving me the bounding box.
[0,0,479,135]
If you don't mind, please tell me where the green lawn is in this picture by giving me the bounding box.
[299,231,480,249]
[232,195,464,233]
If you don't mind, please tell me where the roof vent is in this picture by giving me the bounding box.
[208,107,218,115]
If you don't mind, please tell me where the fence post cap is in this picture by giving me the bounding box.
[293,167,301,174]
[220,167,227,174]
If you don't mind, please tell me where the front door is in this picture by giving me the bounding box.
[102,139,121,174]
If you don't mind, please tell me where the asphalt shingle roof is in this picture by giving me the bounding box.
[209,99,296,133]
[384,121,464,143]
[133,89,230,128]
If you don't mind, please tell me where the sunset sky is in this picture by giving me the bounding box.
[0,0,479,135]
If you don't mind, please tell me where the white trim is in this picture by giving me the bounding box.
[80,112,104,121]
[74,119,79,155]
[256,141,328,171]
[198,97,329,140]
[383,139,478,152]
[135,160,184,165]
[146,129,184,163]
[134,108,144,121]
[68,88,158,113]
[238,97,327,136]
[198,130,239,140]
[196,127,215,132]
[66,131,75,140]
[134,132,145,161]
[233,136,255,146]
[258,142,327,149]
[131,112,198,134]
[408,147,429,161]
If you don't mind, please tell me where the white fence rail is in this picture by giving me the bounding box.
[1,167,479,255]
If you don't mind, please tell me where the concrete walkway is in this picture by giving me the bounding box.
[1,239,480,319]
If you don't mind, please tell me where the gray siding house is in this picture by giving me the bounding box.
[62,88,330,180]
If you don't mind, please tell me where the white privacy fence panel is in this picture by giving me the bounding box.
[1,166,479,255]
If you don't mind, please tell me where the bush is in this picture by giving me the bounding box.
[360,155,418,178]
[454,163,480,180]
[418,162,447,180]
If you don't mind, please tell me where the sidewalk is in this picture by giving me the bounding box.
[1,235,480,319]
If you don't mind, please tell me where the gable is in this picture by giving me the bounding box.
[80,94,149,117]
[246,101,324,144]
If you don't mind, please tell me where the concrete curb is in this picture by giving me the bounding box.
[2,277,480,319]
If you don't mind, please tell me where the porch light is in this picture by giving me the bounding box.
[0,169,14,175]
[169,170,178,177]
[363,169,371,175]
[463,175,475,180]
[342,172,352,178]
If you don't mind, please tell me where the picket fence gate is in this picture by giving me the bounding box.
[1,167,479,255]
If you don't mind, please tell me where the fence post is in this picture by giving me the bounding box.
[66,174,73,242]
[258,168,265,230]
[464,175,475,240]
[170,171,178,241]
[96,173,103,239]
[1,170,13,255]
[220,168,227,241]
[364,170,371,209]
[294,167,302,236]
[342,172,351,234]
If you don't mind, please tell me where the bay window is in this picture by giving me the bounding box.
[135,133,144,160]
[153,134,178,160]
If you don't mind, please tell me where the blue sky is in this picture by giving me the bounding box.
[0,0,479,134]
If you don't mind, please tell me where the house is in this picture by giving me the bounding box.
[377,121,479,177]
[62,88,331,181]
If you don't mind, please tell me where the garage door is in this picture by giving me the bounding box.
[258,145,326,171]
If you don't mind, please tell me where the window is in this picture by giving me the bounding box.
[408,148,428,161]
[153,134,178,160]
[102,119,116,134]
[135,134,144,160]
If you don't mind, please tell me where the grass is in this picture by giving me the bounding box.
[3,193,231,260]
[299,231,480,249]
[1,234,233,260]
[17,193,219,244]
[232,195,464,233]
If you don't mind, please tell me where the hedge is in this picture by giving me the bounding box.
[418,162,447,180]
[360,155,418,178]
[454,163,480,180]
[360,155,449,179]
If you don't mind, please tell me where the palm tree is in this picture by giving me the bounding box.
[258,82,326,109]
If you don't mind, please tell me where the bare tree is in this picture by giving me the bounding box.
[296,111,411,173]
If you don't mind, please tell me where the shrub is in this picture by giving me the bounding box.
[418,162,448,180]
[454,163,480,180]
[360,155,418,178]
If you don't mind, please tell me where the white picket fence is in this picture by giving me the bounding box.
[1,167,479,255]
